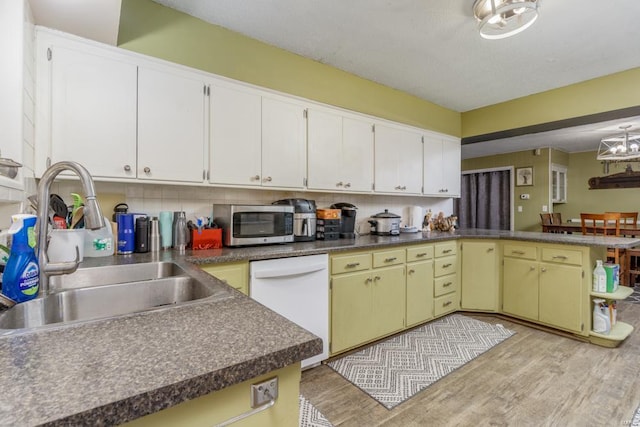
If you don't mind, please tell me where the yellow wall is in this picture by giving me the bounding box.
[462,68,640,137]
[461,148,550,231]
[117,0,460,136]
[554,152,640,221]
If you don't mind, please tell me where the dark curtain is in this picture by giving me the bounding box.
[454,170,511,230]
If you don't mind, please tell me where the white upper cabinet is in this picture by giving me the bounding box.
[209,84,262,186]
[48,45,137,179]
[137,66,206,183]
[423,134,461,197]
[307,108,373,192]
[261,97,306,189]
[374,124,423,194]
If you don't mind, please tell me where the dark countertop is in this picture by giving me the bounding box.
[1,228,637,426]
[0,254,322,426]
[186,228,640,265]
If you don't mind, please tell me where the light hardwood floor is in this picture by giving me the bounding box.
[300,301,640,427]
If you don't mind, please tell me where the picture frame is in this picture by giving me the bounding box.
[516,167,534,186]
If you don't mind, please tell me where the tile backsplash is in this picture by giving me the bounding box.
[49,181,454,235]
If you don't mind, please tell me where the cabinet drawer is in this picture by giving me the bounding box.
[201,262,249,294]
[541,247,582,266]
[435,241,457,257]
[434,274,458,297]
[434,293,460,317]
[406,244,434,262]
[504,244,537,260]
[434,255,457,277]
[372,249,406,268]
[331,253,371,274]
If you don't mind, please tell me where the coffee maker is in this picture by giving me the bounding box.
[273,199,317,241]
[331,202,357,238]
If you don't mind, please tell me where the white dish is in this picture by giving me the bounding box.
[400,226,420,233]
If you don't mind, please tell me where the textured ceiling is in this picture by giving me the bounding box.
[152,0,640,113]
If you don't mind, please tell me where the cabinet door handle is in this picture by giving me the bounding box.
[442,249,452,253]
[541,267,547,273]
[143,166,151,174]
[345,262,360,268]
[384,257,397,262]
[344,183,351,188]
[487,248,494,252]
[263,176,272,182]
[443,282,452,287]
[416,252,428,257]
[408,269,415,274]
[251,175,260,181]
[552,255,568,260]
[395,185,402,190]
[123,164,131,172]
[374,275,381,281]
[442,263,452,268]
[512,250,525,255]
[365,277,373,284]
[530,266,536,271]
[443,301,452,307]
[336,181,343,187]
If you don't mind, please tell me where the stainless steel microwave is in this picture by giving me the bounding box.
[212,204,295,246]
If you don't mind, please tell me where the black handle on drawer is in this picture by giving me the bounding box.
[416,252,428,257]
[346,262,360,268]
[442,263,452,268]
[385,257,397,262]
[443,282,452,287]
[443,301,452,307]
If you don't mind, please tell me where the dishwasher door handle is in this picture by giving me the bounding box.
[253,263,327,279]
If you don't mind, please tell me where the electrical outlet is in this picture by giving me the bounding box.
[517,206,523,212]
[251,377,278,408]
[542,205,548,212]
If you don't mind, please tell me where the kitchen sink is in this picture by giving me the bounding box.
[48,261,188,290]
[0,262,231,331]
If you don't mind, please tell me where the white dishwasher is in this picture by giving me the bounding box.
[250,254,329,368]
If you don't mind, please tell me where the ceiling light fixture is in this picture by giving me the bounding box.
[473,0,540,40]
[597,125,640,162]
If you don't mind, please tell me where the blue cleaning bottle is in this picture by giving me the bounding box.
[2,214,39,303]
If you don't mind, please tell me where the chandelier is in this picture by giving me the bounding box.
[472,0,540,40]
[597,125,640,162]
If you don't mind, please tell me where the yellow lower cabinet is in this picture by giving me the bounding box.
[434,292,460,317]
[372,265,406,337]
[460,241,499,311]
[200,261,249,295]
[330,262,405,354]
[503,257,539,321]
[331,270,374,353]
[124,363,301,427]
[406,259,434,327]
[539,262,583,333]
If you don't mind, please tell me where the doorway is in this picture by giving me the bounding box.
[454,167,513,230]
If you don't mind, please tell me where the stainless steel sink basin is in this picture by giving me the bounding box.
[48,261,187,290]
[0,262,230,331]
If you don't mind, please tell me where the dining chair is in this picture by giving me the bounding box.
[551,212,562,225]
[581,213,628,286]
[540,213,553,232]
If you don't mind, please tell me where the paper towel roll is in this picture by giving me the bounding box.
[409,206,423,228]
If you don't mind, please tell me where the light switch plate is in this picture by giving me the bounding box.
[517,206,523,212]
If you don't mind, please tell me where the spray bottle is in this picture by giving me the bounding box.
[2,214,39,303]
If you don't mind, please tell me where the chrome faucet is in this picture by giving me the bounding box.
[37,161,105,294]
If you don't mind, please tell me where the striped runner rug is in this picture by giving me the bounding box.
[327,313,515,409]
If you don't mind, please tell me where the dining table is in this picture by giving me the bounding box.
[542,222,640,236]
